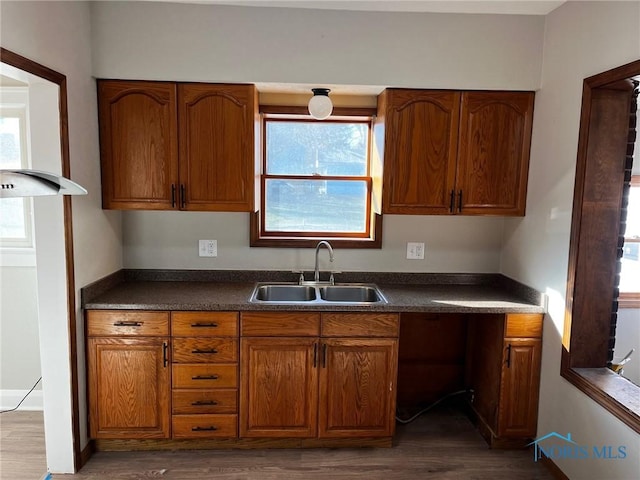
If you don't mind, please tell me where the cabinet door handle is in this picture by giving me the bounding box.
[191,400,218,406]
[458,190,463,213]
[322,343,327,368]
[506,343,512,368]
[162,342,168,368]
[190,323,218,328]
[191,349,218,354]
[449,190,455,213]
[171,184,176,208]
[313,343,318,368]
[191,426,218,432]
[180,184,186,209]
[113,321,142,327]
[192,375,218,380]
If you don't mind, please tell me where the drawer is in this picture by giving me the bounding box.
[87,310,169,336]
[505,314,543,338]
[241,312,320,336]
[172,312,238,337]
[172,364,237,389]
[321,313,399,337]
[173,338,238,363]
[172,414,238,438]
[172,389,237,414]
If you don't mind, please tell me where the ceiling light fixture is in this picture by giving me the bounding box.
[308,88,333,120]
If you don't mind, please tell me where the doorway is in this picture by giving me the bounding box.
[0,48,81,473]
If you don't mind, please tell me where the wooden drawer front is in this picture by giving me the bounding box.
[172,414,238,438]
[505,314,543,338]
[172,389,237,414]
[173,364,237,389]
[173,338,238,363]
[322,313,399,337]
[172,312,238,337]
[87,310,169,336]
[241,312,320,337]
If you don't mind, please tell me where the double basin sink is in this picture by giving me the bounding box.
[249,283,388,305]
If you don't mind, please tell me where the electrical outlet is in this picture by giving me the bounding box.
[198,240,217,257]
[406,242,425,260]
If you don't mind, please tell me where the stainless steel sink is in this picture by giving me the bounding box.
[319,285,384,303]
[252,285,317,302]
[249,283,387,305]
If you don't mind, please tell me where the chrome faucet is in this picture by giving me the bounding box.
[314,240,334,283]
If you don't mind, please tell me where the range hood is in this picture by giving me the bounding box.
[0,169,87,198]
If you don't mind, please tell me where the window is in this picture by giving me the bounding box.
[251,108,381,248]
[619,175,640,307]
[562,61,640,434]
[0,97,33,249]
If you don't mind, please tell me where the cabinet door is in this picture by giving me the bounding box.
[318,339,398,438]
[381,89,460,214]
[240,337,318,437]
[457,91,534,215]
[87,337,170,438]
[497,338,542,438]
[98,81,178,210]
[178,84,256,211]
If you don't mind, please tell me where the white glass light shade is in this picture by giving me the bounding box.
[308,89,333,120]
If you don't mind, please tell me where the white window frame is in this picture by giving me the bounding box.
[0,87,35,263]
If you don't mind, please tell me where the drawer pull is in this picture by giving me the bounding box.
[113,321,142,327]
[190,323,218,328]
[191,400,218,406]
[192,375,219,380]
[191,349,218,354]
[192,426,218,432]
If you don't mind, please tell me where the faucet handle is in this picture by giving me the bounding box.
[292,270,305,284]
[329,271,342,285]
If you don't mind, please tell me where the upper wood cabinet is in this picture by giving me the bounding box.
[178,84,256,212]
[457,92,534,215]
[98,80,257,211]
[377,89,534,216]
[98,81,178,210]
[379,90,460,215]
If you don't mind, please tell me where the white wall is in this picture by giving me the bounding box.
[0,266,41,405]
[0,0,123,473]
[92,1,544,273]
[501,2,640,478]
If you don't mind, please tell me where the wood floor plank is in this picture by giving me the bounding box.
[0,411,48,480]
[0,409,553,479]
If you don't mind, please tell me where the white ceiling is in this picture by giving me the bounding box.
[158,0,565,15]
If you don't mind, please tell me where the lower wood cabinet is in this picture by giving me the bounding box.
[319,338,398,438]
[465,313,543,447]
[86,311,171,439]
[240,312,399,439]
[170,311,239,439]
[240,337,319,437]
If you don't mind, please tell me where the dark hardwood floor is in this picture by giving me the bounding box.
[1,408,553,479]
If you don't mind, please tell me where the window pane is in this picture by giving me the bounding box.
[621,184,639,293]
[266,121,368,176]
[265,179,367,233]
[0,198,27,239]
[0,117,23,168]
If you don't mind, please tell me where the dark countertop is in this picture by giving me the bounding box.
[82,270,546,314]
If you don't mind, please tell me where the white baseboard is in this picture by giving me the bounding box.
[1,388,44,411]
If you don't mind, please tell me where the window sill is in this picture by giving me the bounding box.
[561,364,640,434]
[249,212,383,248]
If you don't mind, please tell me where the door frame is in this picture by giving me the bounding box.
[0,47,82,470]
